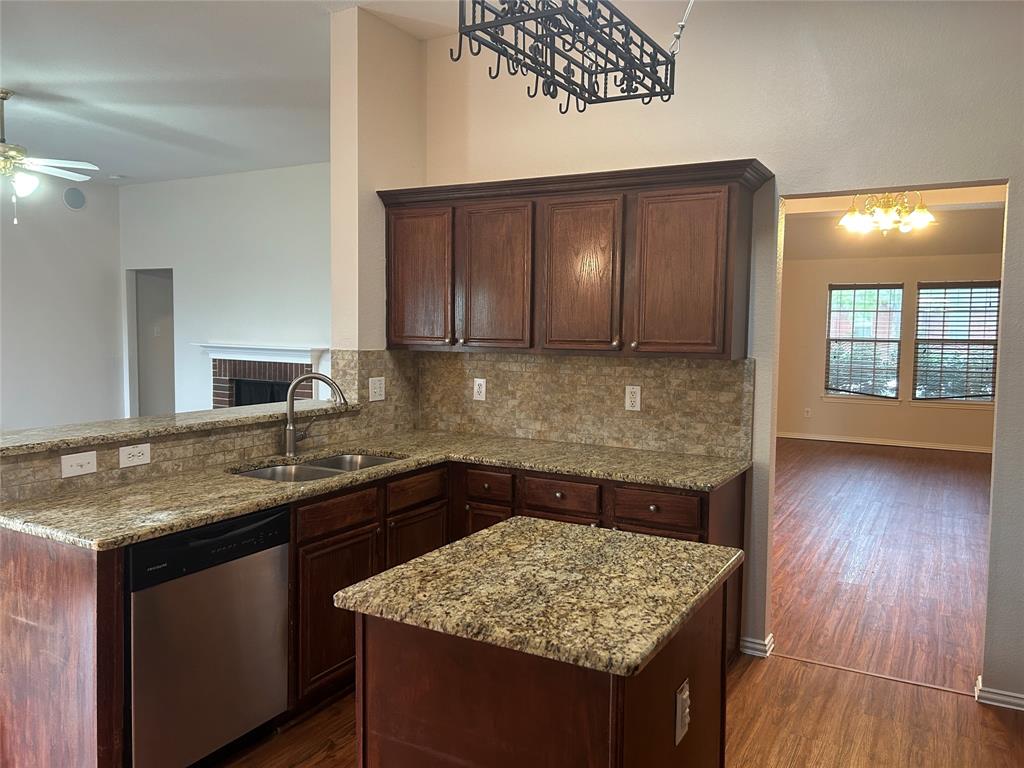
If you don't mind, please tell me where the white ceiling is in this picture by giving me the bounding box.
[1,1,337,184]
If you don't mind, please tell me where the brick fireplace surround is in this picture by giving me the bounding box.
[212,359,312,408]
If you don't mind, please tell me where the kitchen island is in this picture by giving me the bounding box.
[334,516,743,768]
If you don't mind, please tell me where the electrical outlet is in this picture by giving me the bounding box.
[803,407,812,418]
[368,376,386,402]
[675,679,691,745]
[473,378,487,401]
[61,451,97,478]
[625,385,641,411]
[119,443,151,468]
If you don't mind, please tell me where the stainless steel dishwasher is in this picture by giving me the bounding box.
[128,507,290,768]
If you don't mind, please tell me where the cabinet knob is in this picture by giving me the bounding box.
[465,504,471,511]
[590,523,598,528]
[630,341,639,350]
[611,337,621,349]
[483,483,490,490]
[648,504,659,513]
[388,520,396,528]
[554,491,565,500]
[612,526,619,531]
[444,336,452,344]
[458,337,465,344]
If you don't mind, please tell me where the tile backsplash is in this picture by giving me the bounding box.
[417,352,754,460]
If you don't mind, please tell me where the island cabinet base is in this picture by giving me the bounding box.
[354,588,726,768]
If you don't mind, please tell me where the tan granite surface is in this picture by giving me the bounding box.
[0,430,751,551]
[334,516,744,676]
[0,400,361,457]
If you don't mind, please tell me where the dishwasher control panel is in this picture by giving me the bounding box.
[128,506,290,592]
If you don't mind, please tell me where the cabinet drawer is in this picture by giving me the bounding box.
[521,509,599,527]
[466,468,513,503]
[520,476,600,516]
[296,487,379,543]
[387,468,447,513]
[613,521,701,542]
[613,488,702,532]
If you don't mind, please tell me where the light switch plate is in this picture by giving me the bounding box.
[675,679,691,745]
[119,443,151,468]
[368,376,386,402]
[625,385,641,411]
[473,378,486,401]
[61,450,97,478]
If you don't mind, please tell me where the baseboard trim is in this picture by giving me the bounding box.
[739,633,775,658]
[975,676,1024,711]
[776,432,992,454]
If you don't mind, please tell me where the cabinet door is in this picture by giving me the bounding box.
[387,206,454,346]
[386,500,448,568]
[465,501,512,534]
[455,201,533,347]
[628,187,728,354]
[297,523,378,700]
[538,195,623,350]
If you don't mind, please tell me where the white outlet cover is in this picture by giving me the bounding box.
[119,443,152,468]
[473,378,486,401]
[61,450,97,478]
[625,385,641,411]
[369,376,386,402]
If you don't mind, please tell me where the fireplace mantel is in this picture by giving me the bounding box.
[194,343,329,368]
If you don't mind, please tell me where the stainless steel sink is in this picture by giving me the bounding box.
[236,454,400,482]
[304,454,399,471]
[237,464,343,483]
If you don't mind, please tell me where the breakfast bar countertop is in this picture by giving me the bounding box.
[334,516,744,676]
[0,430,751,551]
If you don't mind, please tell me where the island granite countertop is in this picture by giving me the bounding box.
[0,430,751,551]
[334,515,744,676]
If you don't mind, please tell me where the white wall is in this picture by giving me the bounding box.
[119,163,331,412]
[330,8,426,351]
[0,178,123,430]
[362,1,1024,695]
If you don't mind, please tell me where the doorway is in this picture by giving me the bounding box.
[127,268,176,417]
[771,183,1007,693]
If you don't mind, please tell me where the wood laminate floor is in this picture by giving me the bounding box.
[220,656,1024,767]
[771,438,991,693]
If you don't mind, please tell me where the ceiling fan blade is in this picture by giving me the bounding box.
[24,157,99,170]
[28,165,91,182]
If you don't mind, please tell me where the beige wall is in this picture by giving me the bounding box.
[335,1,1024,697]
[777,252,1001,451]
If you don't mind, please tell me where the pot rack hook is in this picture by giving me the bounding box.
[450,34,464,62]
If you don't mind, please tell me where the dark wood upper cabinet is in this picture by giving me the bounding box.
[297,523,378,700]
[380,160,768,358]
[627,187,729,355]
[455,200,533,347]
[537,194,623,350]
[386,206,453,346]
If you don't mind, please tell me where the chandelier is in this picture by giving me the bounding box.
[838,191,936,236]
[450,0,695,114]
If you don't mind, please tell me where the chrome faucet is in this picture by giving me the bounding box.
[284,373,347,458]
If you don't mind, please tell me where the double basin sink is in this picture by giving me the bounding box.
[238,453,399,482]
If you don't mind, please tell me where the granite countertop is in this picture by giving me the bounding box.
[0,430,751,551]
[334,516,744,676]
[0,400,361,456]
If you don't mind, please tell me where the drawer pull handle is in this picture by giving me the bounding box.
[554,491,565,500]
[648,504,659,513]
[483,482,490,490]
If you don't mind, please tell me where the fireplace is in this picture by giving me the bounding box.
[212,359,312,408]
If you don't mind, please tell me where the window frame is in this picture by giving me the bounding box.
[824,283,905,400]
[912,280,1000,402]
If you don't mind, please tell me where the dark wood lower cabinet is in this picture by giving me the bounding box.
[466,501,512,533]
[297,523,379,700]
[386,500,448,568]
[521,508,598,527]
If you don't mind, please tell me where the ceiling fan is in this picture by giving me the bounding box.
[0,89,99,203]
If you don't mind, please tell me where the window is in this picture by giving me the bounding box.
[913,282,1000,400]
[825,284,903,398]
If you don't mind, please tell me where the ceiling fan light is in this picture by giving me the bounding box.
[12,171,39,198]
